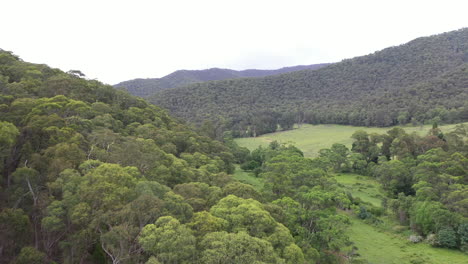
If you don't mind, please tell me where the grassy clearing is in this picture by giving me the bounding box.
[335,173,383,207]
[235,123,464,157]
[336,174,467,263]
[234,124,468,263]
[347,216,467,264]
[232,165,264,190]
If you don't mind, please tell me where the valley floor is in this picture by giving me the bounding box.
[235,123,465,157]
[235,124,468,263]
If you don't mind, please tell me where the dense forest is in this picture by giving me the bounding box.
[150,28,468,138]
[0,50,359,263]
[114,64,330,98]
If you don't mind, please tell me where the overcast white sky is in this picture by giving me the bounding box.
[1,0,467,84]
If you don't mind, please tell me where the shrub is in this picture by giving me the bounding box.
[240,160,260,171]
[358,206,371,219]
[436,227,457,248]
[457,223,468,251]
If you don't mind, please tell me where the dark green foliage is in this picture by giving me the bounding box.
[436,227,458,248]
[115,64,329,97]
[458,223,468,252]
[358,206,372,220]
[150,29,468,136]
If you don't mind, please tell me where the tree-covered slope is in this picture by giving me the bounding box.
[0,50,354,264]
[114,63,330,97]
[151,28,468,137]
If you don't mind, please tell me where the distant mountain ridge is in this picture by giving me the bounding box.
[114,63,330,97]
[150,28,468,137]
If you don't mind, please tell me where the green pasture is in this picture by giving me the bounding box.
[232,165,264,190]
[335,173,383,207]
[235,123,463,157]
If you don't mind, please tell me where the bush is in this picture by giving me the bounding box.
[358,206,371,219]
[240,160,260,171]
[436,227,457,248]
[457,223,468,250]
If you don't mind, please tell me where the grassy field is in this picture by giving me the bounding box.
[233,122,468,263]
[232,167,468,263]
[235,123,464,157]
[347,216,467,264]
[337,175,468,264]
[232,165,264,190]
[335,173,384,207]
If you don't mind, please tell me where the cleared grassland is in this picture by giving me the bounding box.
[235,123,464,157]
[234,123,468,263]
[232,165,264,190]
[337,175,467,264]
[335,173,383,207]
[347,216,468,264]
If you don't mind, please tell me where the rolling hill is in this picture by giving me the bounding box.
[150,28,468,137]
[114,64,330,97]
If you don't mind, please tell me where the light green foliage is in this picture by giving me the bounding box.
[77,163,139,212]
[139,216,196,264]
[199,231,282,264]
[161,191,193,222]
[283,243,306,264]
[173,182,222,211]
[0,208,31,256]
[0,120,19,152]
[41,200,66,232]
[0,49,241,264]
[187,211,228,237]
[222,181,261,200]
[146,256,161,264]
[210,195,277,237]
[15,246,46,264]
[410,201,457,236]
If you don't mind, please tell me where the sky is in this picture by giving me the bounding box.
[1,0,467,84]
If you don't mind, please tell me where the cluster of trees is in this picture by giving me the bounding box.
[236,142,356,262]
[0,50,353,264]
[308,124,468,252]
[115,64,329,98]
[150,28,468,137]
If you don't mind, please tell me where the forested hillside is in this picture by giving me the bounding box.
[151,28,468,137]
[114,64,330,97]
[0,50,355,263]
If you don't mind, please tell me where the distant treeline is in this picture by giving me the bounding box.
[115,64,330,97]
[150,28,468,138]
